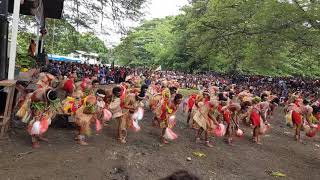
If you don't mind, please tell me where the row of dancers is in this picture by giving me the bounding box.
[15,72,320,148]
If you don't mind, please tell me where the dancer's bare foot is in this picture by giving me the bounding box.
[205,141,214,148]
[227,139,233,146]
[256,141,262,145]
[295,135,302,142]
[161,138,169,144]
[119,139,127,144]
[196,137,201,144]
[32,142,40,149]
[252,137,257,143]
[78,140,89,146]
[96,130,102,136]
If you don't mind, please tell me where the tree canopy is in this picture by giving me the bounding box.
[16,0,149,67]
[114,0,320,77]
[63,0,148,34]
[17,18,110,64]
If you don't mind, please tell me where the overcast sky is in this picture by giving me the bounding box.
[145,0,189,19]
[104,0,189,47]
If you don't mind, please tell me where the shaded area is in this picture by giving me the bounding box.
[8,0,64,19]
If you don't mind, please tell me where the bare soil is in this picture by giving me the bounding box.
[0,108,320,180]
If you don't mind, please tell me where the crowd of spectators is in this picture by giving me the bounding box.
[42,60,320,100]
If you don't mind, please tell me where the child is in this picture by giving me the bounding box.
[260,93,270,123]
[186,94,197,127]
[222,92,241,145]
[250,97,263,144]
[95,89,106,133]
[109,86,125,143]
[74,95,97,145]
[291,99,304,142]
[223,102,241,145]
[159,92,183,144]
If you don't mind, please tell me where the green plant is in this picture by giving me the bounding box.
[16,54,35,69]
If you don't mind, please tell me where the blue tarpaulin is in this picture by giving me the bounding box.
[48,54,81,63]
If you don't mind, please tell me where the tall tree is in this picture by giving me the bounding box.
[63,0,148,34]
[115,0,320,77]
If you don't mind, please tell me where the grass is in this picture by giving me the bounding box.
[178,88,199,97]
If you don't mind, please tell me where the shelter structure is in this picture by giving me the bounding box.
[0,0,64,138]
[48,54,81,63]
[0,0,64,80]
[69,50,101,65]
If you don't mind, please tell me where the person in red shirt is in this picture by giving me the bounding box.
[250,97,263,144]
[291,99,304,142]
[186,94,197,127]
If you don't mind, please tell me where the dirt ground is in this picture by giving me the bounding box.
[0,107,320,180]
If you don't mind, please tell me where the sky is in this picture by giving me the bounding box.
[104,0,189,47]
[144,0,189,20]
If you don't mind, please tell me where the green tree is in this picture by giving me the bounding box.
[115,0,320,77]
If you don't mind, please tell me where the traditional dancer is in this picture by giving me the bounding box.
[120,85,148,143]
[94,89,107,133]
[193,91,218,147]
[303,99,313,125]
[62,90,84,116]
[109,86,124,143]
[291,98,304,142]
[223,95,241,145]
[250,97,263,144]
[158,90,183,144]
[17,87,59,148]
[74,95,97,145]
[186,94,197,127]
[62,73,76,96]
[150,85,165,127]
[260,93,270,123]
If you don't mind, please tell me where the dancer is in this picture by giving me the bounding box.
[186,94,197,127]
[223,95,241,145]
[291,98,304,142]
[159,92,183,144]
[94,89,107,134]
[24,88,58,148]
[120,85,148,143]
[250,97,263,144]
[109,86,124,143]
[150,85,165,127]
[74,95,97,145]
[260,93,270,123]
[193,91,218,147]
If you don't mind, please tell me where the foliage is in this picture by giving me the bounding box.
[17,31,36,54]
[63,0,147,33]
[17,18,109,63]
[115,0,320,77]
[114,17,178,68]
[16,54,36,68]
[16,0,149,66]
[177,89,199,97]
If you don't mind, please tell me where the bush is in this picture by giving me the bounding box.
[16,54,35,69]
